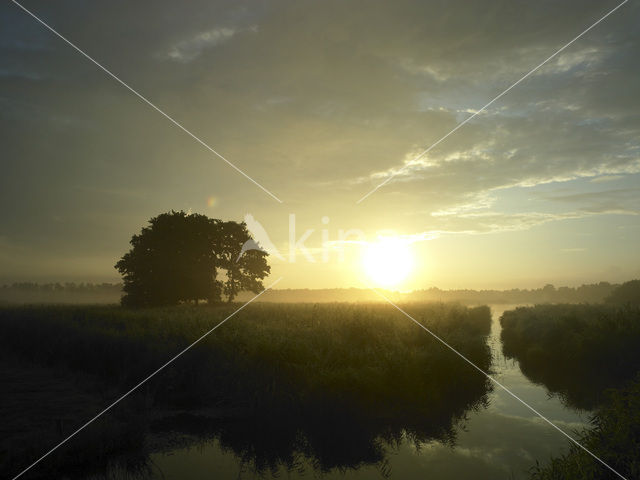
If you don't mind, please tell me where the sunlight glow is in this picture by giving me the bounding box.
[362,238,414,288]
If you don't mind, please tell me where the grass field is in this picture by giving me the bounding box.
[1,302,492,478]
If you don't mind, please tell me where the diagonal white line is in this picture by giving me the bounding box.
[10,276,283,480]
[367,285,628,480]
[356,0,629,204]
[11,0,283,204]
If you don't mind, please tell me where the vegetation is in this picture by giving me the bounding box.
[530,374,640,480]
[605,279,640,307]
[0,282,122,305]
[501,304,640,409]
[0,302,491,413]
[0,302,492,477]
[233,282,620,304]
[115,211,269,306]
[0,353,148,480]
[0,281,623,306]
[500,303,640,479]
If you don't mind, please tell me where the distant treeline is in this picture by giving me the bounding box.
[408,282,619,305]
[239,281,620,305]
[0,280,623,305]
[0,282,123,304]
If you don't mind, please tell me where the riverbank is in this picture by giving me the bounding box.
[1,302,492,478]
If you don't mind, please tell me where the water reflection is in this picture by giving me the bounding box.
[500,304,640,411]
[96,306,589,479]
[119,308,586,479]
[146,369,490,477]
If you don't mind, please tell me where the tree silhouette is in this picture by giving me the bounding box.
[217,220,270,302]
[115,211,269,306]
[605,279,640,307]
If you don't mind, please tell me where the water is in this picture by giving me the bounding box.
[144,306,590,479]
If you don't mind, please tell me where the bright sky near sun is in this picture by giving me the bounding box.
[363,238,414,288]
[2,0,639,289]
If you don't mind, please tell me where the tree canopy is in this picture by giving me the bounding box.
[605,279,640,307]
[115,211,269,306]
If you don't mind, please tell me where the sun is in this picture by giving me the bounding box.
[362,237,413,288]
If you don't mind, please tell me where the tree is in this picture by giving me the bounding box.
[115,211,269,306]
[217,220,270,302]
[605,279,640,307]
[116,211,222,307]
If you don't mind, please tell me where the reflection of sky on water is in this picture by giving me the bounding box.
[148,306,591,479]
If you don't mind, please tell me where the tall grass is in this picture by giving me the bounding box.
[500,304,640,480]
[500,304,640,409]
[1,302,492,477]
[0,353,148,480]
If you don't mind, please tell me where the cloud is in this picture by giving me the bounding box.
[2,0,639,282]
[164,26,252,62]
[590,175,625,183]
[412,208,639,240]
[539,188,640,214]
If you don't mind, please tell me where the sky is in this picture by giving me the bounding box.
[1,0,639,290]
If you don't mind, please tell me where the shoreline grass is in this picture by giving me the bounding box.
[1,302,493,477]
[530,374,640,480]
[500,304,640,479]
[500,304,640,410]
